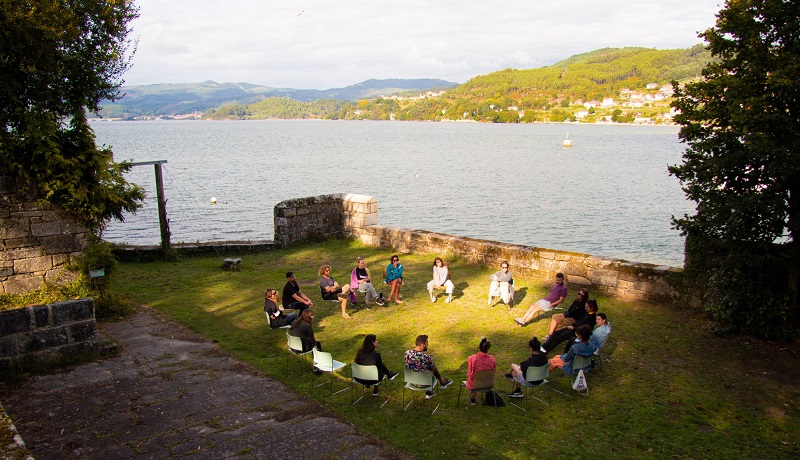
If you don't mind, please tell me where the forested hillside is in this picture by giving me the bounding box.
[206,45,711,124]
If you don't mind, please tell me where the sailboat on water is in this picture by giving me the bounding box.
[563,132,572,148]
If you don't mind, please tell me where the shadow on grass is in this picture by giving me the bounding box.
[113,239,800,460]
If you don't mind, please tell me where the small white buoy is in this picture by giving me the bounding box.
[210,196,217,205]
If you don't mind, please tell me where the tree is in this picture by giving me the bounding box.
[0,0,144,234]
[669,0,800,336]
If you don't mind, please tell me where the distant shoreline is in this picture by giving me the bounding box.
[90,117,678,127]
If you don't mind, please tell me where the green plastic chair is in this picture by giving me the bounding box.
[350,363,390,408]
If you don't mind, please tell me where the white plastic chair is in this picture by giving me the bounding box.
[312,349,347,396]
[402,368,440,414]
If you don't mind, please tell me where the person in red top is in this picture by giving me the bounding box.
[466,337,496,406]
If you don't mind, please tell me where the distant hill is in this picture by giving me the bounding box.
[206,45,713,124]
[97,78,458,118]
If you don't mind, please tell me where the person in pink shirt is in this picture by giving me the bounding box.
[466,337,496,406]
[515,273,568,326]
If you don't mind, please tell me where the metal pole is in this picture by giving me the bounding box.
[154,162,171,255]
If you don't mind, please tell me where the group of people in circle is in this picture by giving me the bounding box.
[264,257,611,400]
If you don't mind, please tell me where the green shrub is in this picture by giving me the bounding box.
[687,236,792,338]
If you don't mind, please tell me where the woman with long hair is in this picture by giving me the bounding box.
[263,288,297,328]
[319,264,352,318]
[290,309,321,353]
[354,334,398,396]
[427,257,455,303]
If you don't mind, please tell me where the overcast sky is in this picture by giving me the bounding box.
[123,0,723,89]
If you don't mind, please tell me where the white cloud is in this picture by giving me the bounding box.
[122,0,721,88]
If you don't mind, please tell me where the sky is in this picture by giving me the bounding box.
[123,0,723,89]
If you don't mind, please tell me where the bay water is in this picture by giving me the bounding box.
[92,120,692,267]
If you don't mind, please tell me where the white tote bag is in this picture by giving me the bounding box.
[572,369,588,391]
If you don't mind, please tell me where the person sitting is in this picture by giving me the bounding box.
[264,288,297,328]
[466,337,496,405]
[290,309,323,375]
[541,299,598,353]
[514,272,568,326]
[282,271,313,314]
[354,334,398,396]
[427,257,455,303]
[590,313,611,353]
[507,336,549,398]
[319,264,352,319]
[542,288,589,341]
[384,255,404,304]
[549,324,596,375]
[350,257,384,308]
[404,334,453,398]
[488,260,514,306]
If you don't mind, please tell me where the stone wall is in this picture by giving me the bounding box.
[274,193,377,248]
[277,193,687,305]
[0,298,98,372]
[1,176,87,294]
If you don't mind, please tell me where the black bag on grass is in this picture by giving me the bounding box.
[484,390,505,406]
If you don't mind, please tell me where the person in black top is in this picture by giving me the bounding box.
[541,300,598,353]
[354,334,398,396]
[507,337,549,398]
[264,288,297,328]
[282,271,313,314]
[543,288,589,341]
[290,309,320,352]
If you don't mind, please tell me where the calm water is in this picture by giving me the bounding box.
[93,120,692,266]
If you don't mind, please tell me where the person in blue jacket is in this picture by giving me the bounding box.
[384,255,404,304]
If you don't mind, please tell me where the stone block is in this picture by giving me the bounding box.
[5,247,44,259]
[70,321,97,341]
[0,336,17,357]
[14,255,52,273]
[33,304,50,327]
[40,234,82,253]
[567,275,591,286]
[0,218,30,239]
[0,308,32,336]
[4,237,39,249]
[57,341,98,359]
[60,220,85,235]
[26,327,69,351]
[588,268,618,287]
[52,253,70,267]
[222,258,241,271]
[3,274,44,294]
[10,211,41,218]
[30,221,61,237]
[0,262,12,277]
[51,298,95,325]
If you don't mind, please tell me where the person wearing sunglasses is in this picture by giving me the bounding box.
[488,260,514,306]
[384,255,404,304]
[542,288,589,342]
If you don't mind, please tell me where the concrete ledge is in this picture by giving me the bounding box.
[112,241,274,261]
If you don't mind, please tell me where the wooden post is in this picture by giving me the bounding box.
[131,160,171,256]
[154,162,171,255]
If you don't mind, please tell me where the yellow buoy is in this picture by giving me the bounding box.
[210,197,217,205]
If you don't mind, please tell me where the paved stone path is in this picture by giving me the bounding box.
[1,311,408,459]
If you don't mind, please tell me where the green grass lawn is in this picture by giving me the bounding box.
[114,239,800,459]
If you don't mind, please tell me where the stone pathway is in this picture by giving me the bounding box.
[0,310,408,459]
